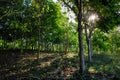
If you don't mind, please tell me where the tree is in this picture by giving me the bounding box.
[82,0,120,64]
[83,8,99,63]
[92,29,110,53]
[111,30,120,53]
[59,0,85,73]
[89,0,120,32]
[59,0,120,74]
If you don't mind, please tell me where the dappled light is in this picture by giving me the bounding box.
[0,0,120,80]
[88,14,99,23]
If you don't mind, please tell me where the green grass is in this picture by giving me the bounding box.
[0,51,120,80]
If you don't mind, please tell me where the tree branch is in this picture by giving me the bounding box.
[89,27,94,39]
[85,24,89,42]
[62,0,76,14]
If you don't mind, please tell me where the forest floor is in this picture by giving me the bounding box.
[0,50,119,80]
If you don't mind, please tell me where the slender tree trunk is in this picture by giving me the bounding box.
[78,0,85,74]
[87,38,92,63]
[3,36,6,49]
[85,25,92,63]
[20,34,23,54]
[32,44,34,50]
[1,37,3,50]
[37,28,40,62]
[64,32,68,54]
[111,36,114,53]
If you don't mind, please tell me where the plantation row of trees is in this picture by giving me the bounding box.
[0,0,78,53]
[59,0,120,73]
[0,0,120,75]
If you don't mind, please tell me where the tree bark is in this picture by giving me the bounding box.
[20,34,23,54]
[78,0,85,74]
[62,0,85,74]
[37,28,40,62]
[85,25,92,63]
[87,38,92,63]
[64,32,69,54]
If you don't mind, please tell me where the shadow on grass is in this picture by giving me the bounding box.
[91,53,113,73]
[84,53,119,80]
[0,50,79,80]
[0,49,36,80]
[1,50,119,80]
[26,53,79,79]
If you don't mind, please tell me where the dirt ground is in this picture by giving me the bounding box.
[0,50,118,80]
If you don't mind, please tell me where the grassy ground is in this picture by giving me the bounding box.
[0,50,120,80]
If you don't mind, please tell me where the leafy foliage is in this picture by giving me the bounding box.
[89,0,120,32]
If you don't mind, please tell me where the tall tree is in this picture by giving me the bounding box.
[83,0,120,64]
[83,7,99,64]
[59,0,85,73]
